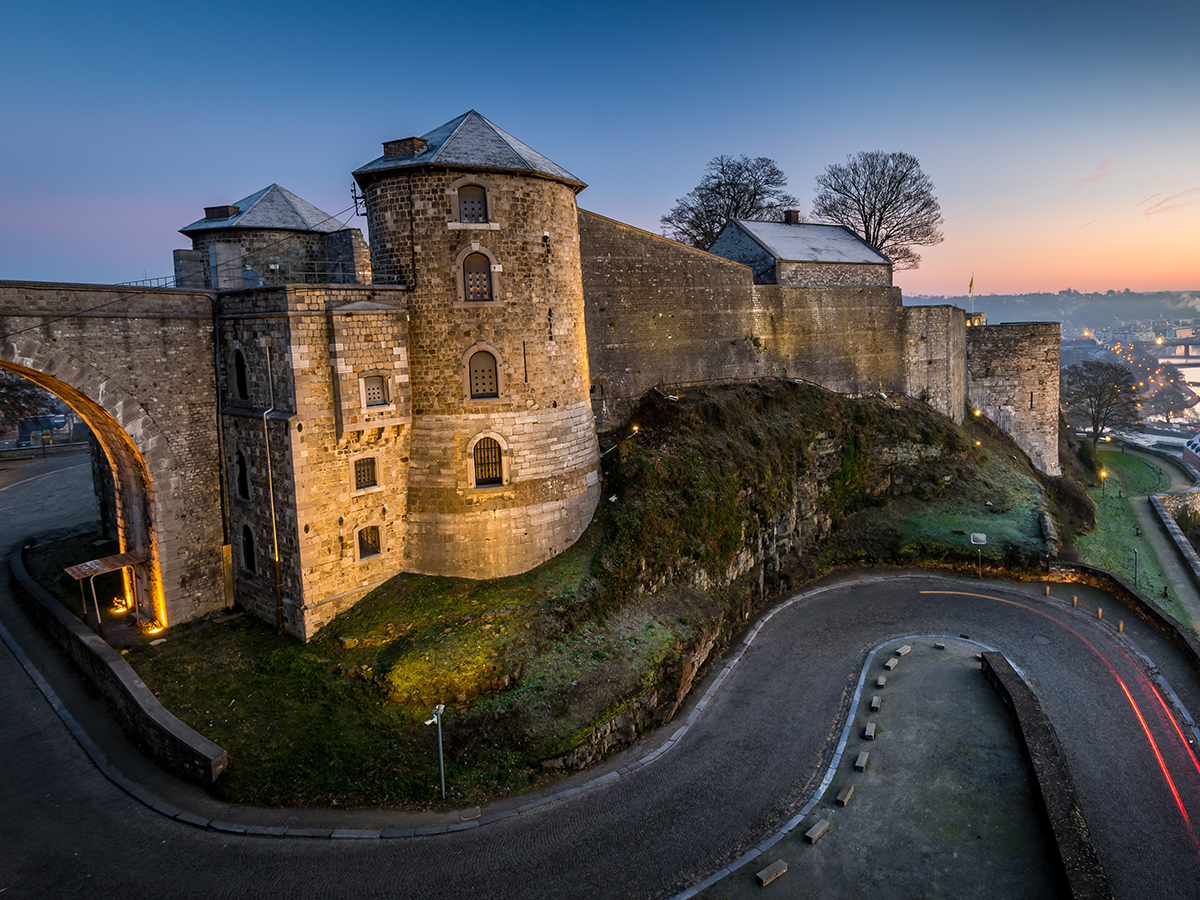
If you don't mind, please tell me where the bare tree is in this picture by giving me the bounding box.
[661,155,799,249]
[0,371,56,425]
[811,151,943,269]
[1061,360,1140,449]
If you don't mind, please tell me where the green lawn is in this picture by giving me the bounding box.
[1073,449,1187,622]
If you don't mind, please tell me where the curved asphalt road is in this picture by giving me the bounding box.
[3,456,1200,899]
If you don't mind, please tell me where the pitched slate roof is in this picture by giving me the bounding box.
[180,184,346,236]
[728,220,890,265]
[353,110,585,190]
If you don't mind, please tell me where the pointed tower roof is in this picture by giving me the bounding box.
[353,110,585,191]
[180,184,347,236]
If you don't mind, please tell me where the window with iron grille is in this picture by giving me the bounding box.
[459,185,487,223]
[363,375,387,407]
[358,525,381,558]
[469,351,499,398]
[354,457,377,491]
[463,253,492,301]
[473,437,503,486]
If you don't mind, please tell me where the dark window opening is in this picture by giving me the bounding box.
[1030,391,1035,410]
[234,349,249,400]
[358,525,381,558]
[364,375,387,407]
[464,253,492,301]
[241,524,256,574]
[355,457,377,491]
[236,452,249,499]
[469,351,499,398]
[473,437,503,486]
[459,185,487,223]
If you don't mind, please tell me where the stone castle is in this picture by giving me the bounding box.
[0,110,1060,640]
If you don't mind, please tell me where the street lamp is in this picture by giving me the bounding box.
[1100,470,1108,496]
[425,704,446,799]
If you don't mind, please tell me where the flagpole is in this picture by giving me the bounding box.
[969,273,974,316]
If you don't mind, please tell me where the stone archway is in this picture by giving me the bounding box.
[0,284,227,628]
[2,356,167,622]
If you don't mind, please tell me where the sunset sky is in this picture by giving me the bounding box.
[1,0,1196,297]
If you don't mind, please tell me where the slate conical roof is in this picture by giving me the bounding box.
[180,184,346,236]
[353,110,585,190]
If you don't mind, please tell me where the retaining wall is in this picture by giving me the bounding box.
[9,541,228,785]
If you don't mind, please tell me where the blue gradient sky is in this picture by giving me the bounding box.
[2,0,1196,296]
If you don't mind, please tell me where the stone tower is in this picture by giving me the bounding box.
[352,111,600,579]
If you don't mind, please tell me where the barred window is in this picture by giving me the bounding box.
[241,525,256,574]
[354,457,377,491]
[473,437,503,486]
[358,525,381,558]
[459,185,487,223]
[463,253,492,301]
[469,351,499,399]
[363,375,387,407]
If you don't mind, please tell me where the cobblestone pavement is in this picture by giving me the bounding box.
[3,458,1200,899]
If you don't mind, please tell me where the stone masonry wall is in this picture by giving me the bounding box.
[966,322,1062,476]
[0,281,226,628]
[217,285,412,640]
[579,212,934,426]
[358,167,599,583]
[775,260,892,287]
[902,305,967,424]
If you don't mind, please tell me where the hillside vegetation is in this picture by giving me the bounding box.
[38,379,1076,807]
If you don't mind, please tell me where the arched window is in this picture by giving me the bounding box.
[233,349,249,400]
[458,185,487,223]
[463,253,492,302]
[469,350,499,399]
[473,437,503,486]
[363,374,388,407]
[241,524,256,574]
[235,451,249,500]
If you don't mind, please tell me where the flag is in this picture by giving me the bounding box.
[968,274,974,294]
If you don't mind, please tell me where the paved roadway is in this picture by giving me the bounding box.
[3,455,1200,898]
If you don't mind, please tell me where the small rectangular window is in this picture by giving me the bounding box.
[354,457,377,491]
[364,375,387,407]
[358,525,381,558]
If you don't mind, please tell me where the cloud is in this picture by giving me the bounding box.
[1145,188,1200,216]
[1131,193,1162,212]
[1072,160,1115,189]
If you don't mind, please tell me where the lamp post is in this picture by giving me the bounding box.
[425,704,446,799]
[971,533,987,579]
[1100,469,1108,497]
[1134,549,1139,591]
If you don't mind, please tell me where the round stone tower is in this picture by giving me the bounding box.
[352,110,600,579]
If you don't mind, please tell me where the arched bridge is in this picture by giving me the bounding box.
[0,281,226,626]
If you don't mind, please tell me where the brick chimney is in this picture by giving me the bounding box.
[204,205,240,220]
[783,210,802,225]
[383,137,429,158]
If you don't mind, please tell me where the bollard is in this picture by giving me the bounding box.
[1119,621,1124,633]
[1073,596,1078,608]
[1098,608,1103,620]
[1045,585,1050,597]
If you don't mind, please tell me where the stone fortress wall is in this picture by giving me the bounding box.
[578,211,974,435]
